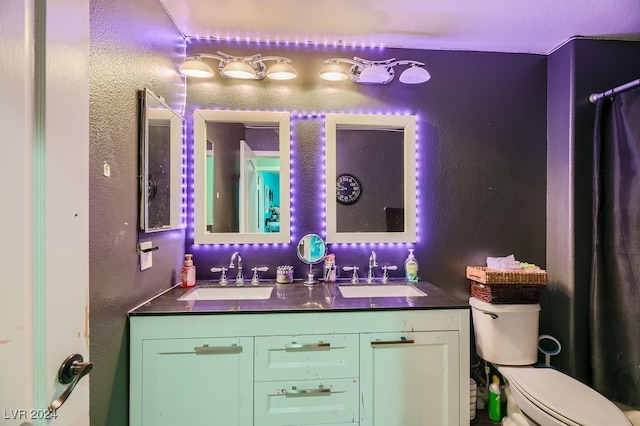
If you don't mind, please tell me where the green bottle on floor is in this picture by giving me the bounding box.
[488,375,502,422]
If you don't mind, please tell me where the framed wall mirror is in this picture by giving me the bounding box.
[325,113,417,244]
[138,88,184,232]
[193,110,291,244]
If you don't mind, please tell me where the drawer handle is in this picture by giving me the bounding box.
[285,386,331,397]
[194,344,242,354]
[371,337,415,346]
[285,342,331,351]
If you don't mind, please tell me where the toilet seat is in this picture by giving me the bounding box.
[502,368,579,425]
[499,366,631,426]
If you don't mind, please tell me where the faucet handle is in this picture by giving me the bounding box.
[381,265,398,283]
[251,266,269,285]
[210,267,229,286]
[343,266,360,284]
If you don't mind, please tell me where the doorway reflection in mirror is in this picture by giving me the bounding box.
[205,123,281,234]
[193,109,290,245]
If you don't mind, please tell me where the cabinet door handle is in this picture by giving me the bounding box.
[194,344,242,354]
[370,338,415,346]
[285,386,331,397]
[285,342,330,351]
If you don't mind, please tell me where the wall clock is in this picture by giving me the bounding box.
[336,173,362,205]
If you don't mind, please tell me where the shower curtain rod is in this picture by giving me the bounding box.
[589,78,640,103]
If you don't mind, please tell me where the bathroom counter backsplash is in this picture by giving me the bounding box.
[128,280,469,315]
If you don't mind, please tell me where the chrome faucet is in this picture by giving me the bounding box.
[229,252,244,285]
[367,251,378,283]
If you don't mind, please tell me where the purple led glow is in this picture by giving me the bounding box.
[186,108,294,247]
[184,104,421,248]
[414,113,422,244]
[186,114,196,241]
[181,118,188,225]
[290,112,328,239]
[289,113,296,243]
[320,110,422,248]
[185,36,388,53]
[319,113,328,238]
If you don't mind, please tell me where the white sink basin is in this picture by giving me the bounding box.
[338,284,427,298]
[178,286,274,301]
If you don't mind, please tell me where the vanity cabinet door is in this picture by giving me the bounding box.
[139,337,253,426]
[359,331,460,426]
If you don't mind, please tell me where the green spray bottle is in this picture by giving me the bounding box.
[488,375,502,421]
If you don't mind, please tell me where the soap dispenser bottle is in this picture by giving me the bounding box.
[404,249,419,282]
[180,254,196,288]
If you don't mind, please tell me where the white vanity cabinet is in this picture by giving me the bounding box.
[129,309,469,426]
[132,335,254,426]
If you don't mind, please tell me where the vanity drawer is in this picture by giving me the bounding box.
[254,378,359,426]
[255,334,359,381]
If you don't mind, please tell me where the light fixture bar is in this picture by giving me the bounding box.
[179,51,297,80]
[319,57,430,85]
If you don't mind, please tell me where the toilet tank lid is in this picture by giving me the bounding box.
[469,297,540,313]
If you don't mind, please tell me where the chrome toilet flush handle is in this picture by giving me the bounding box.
[482,310,499,319]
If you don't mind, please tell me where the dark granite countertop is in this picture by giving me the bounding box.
[128,279,469,316]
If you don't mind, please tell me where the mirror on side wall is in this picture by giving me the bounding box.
[139,88,183,233]
[325,113,417,244]
[193,110,291,244]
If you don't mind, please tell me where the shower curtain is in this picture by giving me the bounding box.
[591,88,640,409]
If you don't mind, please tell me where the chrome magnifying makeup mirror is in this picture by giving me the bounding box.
[296,233,327,285]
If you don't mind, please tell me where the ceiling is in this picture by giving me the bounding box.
[159,0,640,55]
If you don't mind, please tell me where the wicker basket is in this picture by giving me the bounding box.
[467,266,547,304]
[466,266,547,284]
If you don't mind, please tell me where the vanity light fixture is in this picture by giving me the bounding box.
[179,51,298,80]
[319,57,431,85]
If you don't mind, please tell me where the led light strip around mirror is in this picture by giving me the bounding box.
[193,110,292,245]
[191,110,418,246]
[325,113,417,244]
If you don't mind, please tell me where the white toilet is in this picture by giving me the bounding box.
[470,296,631,426]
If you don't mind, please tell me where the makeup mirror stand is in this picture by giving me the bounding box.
[296,233,327,286]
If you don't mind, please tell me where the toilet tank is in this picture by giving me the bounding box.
[470,297,540,365]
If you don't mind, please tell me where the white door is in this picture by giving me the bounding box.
[0,1,90,425]
[239,140,259,233]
